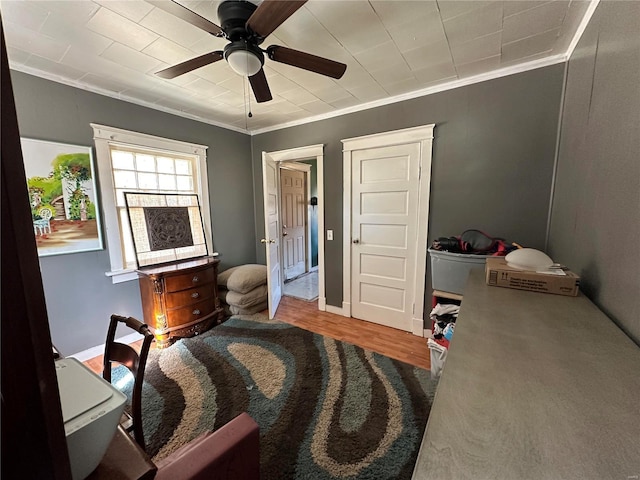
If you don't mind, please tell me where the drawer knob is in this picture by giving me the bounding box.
[191,292,200,298]
[192,309,201,315]
[192,276,199,283]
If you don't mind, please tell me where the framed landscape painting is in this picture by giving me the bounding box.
[21,138,103,257]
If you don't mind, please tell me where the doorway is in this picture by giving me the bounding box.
[342,125,435,336]
[280,162,319,302]
[261,144,326,318]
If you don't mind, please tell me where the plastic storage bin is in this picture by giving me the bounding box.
[428,248,493,295]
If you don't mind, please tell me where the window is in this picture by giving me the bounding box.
[92,124,211,283]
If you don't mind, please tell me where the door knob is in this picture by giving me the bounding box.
[261,238,276,244]
[283,231,288,236]
[353,239,360,244]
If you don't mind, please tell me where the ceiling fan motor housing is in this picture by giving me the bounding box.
[217,0,259,42]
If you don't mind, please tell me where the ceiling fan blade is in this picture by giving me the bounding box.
[267,46,347,79]
[147,0,223,36]
[249,69,272,103]
[156,51,224,79]
[246,0,307,39]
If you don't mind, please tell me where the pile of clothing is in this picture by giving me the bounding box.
[427,303,460,379]
[218,264,268,316]
[430,229,517,256]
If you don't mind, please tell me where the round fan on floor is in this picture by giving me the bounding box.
[150,0,347,103]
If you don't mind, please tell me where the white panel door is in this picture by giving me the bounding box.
[351,143,421,331]
[262,155,282,318]
[280,169,306,280]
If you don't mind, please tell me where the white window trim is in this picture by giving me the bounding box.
[91,123,211,284]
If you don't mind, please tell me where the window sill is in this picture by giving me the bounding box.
[105,269,139,284]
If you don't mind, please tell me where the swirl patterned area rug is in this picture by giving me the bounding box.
[114,314,437,480]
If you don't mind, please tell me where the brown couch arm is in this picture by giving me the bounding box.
[154,413,259,480]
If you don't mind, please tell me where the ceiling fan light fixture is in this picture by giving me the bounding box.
[224,41,264,77]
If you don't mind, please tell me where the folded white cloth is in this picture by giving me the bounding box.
[430,303,460,318]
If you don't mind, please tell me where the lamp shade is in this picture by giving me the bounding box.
[227,49,262,77]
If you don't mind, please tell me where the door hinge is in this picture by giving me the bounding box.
[418,165,422,180]
[412,303,415,314]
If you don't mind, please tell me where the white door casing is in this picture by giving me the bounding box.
[262,154,282,319]
[342,125,435,336]
[262,144,326,312]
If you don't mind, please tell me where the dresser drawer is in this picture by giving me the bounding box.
[166,298,216,326]
[164,266,215,293]
[165,285,214,309]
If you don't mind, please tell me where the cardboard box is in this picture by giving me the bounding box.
[485,257,580,296]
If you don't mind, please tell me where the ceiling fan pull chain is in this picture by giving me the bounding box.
[245,41,253,118]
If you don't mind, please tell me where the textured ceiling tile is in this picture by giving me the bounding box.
[552,0,591,54]
[504,1,554,18]
[119,85,164,104]
[6,45,32,66]
[139,5,210,49]
[502,1,569,45]
[86,6,158,50]
[193,61,238,83]
[278,87,320,105]
[370,0,440,30]
[328,95,362,109]
[93,0,154,23]
[24,54,87,80]
[214,90,248,108]
[266,73,301,94]
[299,99,335,115]
[306,0,392,55]
[0,0,50,31]
[40,14,113,56]
[78,73,128,94]
[443,1,503,46]
[380,76,423,96]
[217,76,248,95]
[3,21,69,62]
[61,45,121,76]
[502,28,560,63]
[345,82,388,102]
[436,0,495,21]
[182,77,229,97]
[354,41,407,71]
[403,41,453,71]
[142,37,196,64]
[450,31,502,66]
[371,64,416,86]
[455,54,501,77]
[412,61,457,83]
[312,86,354,103]
[388,17,448,53]
[100,42,163,73]
[38,0,101,25]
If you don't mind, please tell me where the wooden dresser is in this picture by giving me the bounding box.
[138,257,223,348]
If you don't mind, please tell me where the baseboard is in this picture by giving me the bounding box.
[412,318,425,337]
[341,301,351,317]
[318,296,326,310]
[69,331,143,362]
[424,328,432,338]
[309,266,319,272]
[325,304,348,316]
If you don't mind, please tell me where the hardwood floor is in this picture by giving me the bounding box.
[85,296,430,373]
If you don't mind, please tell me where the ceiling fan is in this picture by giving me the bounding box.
[149,0,347,103]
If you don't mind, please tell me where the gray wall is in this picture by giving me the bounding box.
[548,1,640,344]
[252,65,565,311]
[11,71,256,355]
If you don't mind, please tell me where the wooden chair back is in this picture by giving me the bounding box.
[103,314,154,452]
